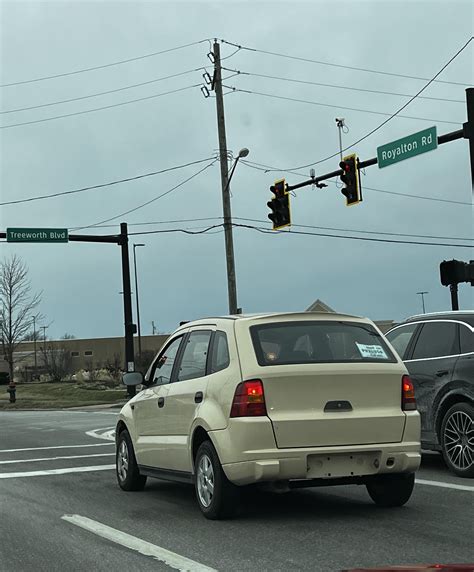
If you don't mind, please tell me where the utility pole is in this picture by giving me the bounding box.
[213,40,238,315]
[119,223,136,397]
[133,243,145,356]
[151,321,156,335]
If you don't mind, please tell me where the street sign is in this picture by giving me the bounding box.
[6,227,69,243]
[377,126,437,169]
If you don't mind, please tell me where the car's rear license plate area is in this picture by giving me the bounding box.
[306,451,381,478]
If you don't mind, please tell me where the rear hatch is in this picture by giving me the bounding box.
[248,319,406,448]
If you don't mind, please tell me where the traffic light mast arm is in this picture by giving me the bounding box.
[286,127,465,193]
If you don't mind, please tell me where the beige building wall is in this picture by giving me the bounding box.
[6,334,169,375]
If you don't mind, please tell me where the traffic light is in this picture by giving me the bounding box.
[440,260,474,286]
[339,153,362,206]
[268,179,291,230]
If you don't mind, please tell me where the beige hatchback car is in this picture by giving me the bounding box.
[116,312,421,519]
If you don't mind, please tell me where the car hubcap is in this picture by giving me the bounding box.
[197,453,215,508]
[117,440,129,482]
[444,410,474,471]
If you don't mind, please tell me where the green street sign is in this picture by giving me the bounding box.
[377,126,438,169]
[6,227,69,243]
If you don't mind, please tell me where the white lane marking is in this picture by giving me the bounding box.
[0,443,114,453]
[0,453,114,465]
[0,465,115,479]
[62,515,218,572]
[416,478,474,492]
[86,427,116,441]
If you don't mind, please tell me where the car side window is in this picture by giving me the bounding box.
[210,331,230,373]
[176,330,212,382]
[411,322,458,360]
[385,324,418,359]
[460,324,474,353]
[149,337,183,385]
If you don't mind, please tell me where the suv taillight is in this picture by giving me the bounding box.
[230,379,267,417]
[402,375,416,411]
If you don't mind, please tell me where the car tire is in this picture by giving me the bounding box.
[366,473,415,507]
[116,430,147,491]
[440,402,474,478]
[194,440,239,520]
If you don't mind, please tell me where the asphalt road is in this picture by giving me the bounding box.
[1,410,473,572]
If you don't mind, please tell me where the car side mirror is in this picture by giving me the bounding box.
[122,371,144,386]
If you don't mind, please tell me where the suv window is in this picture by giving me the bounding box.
[149,336,183,385]
[251,321,396,365]
[176,330,212,382]
[385,324,418,359]
[411,322,458,360]
[210,331,230,373]
[460,324,474,353]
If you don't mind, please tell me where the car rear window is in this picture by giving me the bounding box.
[250,321,397,365]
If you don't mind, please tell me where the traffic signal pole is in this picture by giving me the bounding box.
[0,224,137,396]
[286,126,466,193]
[286,88,472,194]
[464,87,474,188]
[213,41,239,315]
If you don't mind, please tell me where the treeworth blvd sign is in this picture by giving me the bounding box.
[6,228,69,243]
[377,126,438,168]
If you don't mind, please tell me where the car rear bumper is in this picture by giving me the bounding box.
[220,444,421,486]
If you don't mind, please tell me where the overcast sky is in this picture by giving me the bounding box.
[1,0,473,340]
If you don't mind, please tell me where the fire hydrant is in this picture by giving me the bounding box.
[7,381,16,403]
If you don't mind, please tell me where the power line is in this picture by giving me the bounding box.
[77,214,473,241]
[0,68,203,115]
[237,37,473,173]
[233,223,472,249]
[71,160,217,231]
[220,39,472,87]
[240,160,472,206]
[232,87,461,125]
[0,83,201,130]
[222,68,464,104]
[0,157,216,206]
[129,224,225,236]
[232,217,474,242]
[89,217,223,229]
[0,39,210,88]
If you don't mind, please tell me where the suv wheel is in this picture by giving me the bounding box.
[366,473,415,507]
[195,441,238,520]
[116,430,147,491]
[441,403,474,478]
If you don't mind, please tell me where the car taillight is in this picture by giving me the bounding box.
[402,375,416,411]
[230,379,267,417]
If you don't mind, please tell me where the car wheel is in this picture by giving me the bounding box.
[441,402,474,478]
[194,441,239,520]
[116,430,147,491]
[366,473,415,507]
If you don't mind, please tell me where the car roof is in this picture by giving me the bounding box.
[174,311,371,332]
[392,311,474,329]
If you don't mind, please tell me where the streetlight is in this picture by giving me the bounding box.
[417,291,429,314]
[32,315,37,378]
[133,243,145,356]
[222,147,249,315]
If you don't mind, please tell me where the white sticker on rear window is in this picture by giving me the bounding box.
[356,343,388,359]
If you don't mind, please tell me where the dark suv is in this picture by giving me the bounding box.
[386,311,474,478]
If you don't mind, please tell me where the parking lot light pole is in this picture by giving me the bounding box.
[133,243,145,356]
[416,291,429,314]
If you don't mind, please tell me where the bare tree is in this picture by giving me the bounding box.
[40,339,72,382]
[0,255,42,381]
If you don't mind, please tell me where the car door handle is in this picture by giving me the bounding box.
[435,369,449,377]
[158,397,165,408]
[194,391,203,404]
